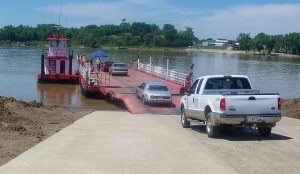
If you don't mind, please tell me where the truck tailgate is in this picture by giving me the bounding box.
[225,95,279,115]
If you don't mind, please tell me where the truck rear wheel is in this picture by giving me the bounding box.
[206,113,219,138]
[258,127,272,137]
[181,108,190,128]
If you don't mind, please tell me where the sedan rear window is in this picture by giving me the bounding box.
[148,85,168,91]
[205,77,251,90]
[105,61,114,65]
[113,64,126,68]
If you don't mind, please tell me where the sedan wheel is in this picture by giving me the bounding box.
[142,96,147,105]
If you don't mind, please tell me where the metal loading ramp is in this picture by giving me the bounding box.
[99,69,182,114]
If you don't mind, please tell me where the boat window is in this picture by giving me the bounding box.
[59,41,66,48]
[49,41,61,47]
[49,41,55,47]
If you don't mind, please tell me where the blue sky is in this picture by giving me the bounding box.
[0,0,300,39]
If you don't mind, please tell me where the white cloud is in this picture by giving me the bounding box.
[123,0,165,7]
[188,4,300,39]
[37,2,300,40]
[37,2,134,23]
[37,0,197,25]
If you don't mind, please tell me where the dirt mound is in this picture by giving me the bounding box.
[282,98,300,119]
[0,96,92,166]
[0,96,43,109]
[19,100,43,108]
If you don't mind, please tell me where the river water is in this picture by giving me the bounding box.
[0,47,299,109]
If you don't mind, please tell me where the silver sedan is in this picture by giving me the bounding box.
[136,82,172,105]
[109,63,128,76]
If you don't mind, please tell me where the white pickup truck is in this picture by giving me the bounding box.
[180,75,281,138]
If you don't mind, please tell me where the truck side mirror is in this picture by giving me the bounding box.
[180,88,191,96]
[185,91,191,96]
[180,88,185,96]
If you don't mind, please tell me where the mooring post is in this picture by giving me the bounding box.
[137,59,140,70]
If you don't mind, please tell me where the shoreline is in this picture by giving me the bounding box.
[0,45,187,53]
[1,45,300,58]
[187,48,300,58]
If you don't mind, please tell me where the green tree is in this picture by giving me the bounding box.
[253,32,270,53]
[236,33,252,52]
[272,35,284,53]
[163,24,177,46]
[0,22,199,48]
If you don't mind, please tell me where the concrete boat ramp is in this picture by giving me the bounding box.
[1,111,300,174]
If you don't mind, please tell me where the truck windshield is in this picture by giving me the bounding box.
[205,77,251,90]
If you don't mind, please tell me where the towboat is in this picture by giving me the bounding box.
[37,27,78,83]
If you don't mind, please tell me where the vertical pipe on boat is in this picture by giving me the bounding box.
[149,55,152,74]
[166,58,169,72]
[41,52,45,75]
[69,50,73,75]
[166,58,169,80]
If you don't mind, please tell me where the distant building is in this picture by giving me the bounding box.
[201,39,231,47]
[215,39,229,46]
[201,40,215,46]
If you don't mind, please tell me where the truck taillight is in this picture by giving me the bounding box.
[278,98,281,110]
[220,98,226,111]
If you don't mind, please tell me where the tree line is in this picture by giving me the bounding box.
[0,23,198,48]
[237,32,300,55]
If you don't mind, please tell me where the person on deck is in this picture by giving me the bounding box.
[180,64,194,95]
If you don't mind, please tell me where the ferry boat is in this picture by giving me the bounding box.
[37,26,78,83]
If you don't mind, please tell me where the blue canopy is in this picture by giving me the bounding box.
[89,51,108,59]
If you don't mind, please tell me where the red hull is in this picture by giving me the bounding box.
[79,76,100,92]
[37,74,79,84]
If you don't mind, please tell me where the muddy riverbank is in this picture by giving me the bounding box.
[0,96,93,166]
[282,98,300,119]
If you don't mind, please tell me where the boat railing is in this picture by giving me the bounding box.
[78,63,110,87]
[136,61,188,85]
[79,57,187,87]
[91,72,110,87]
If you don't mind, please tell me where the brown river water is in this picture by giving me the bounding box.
[0,47,300,109]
